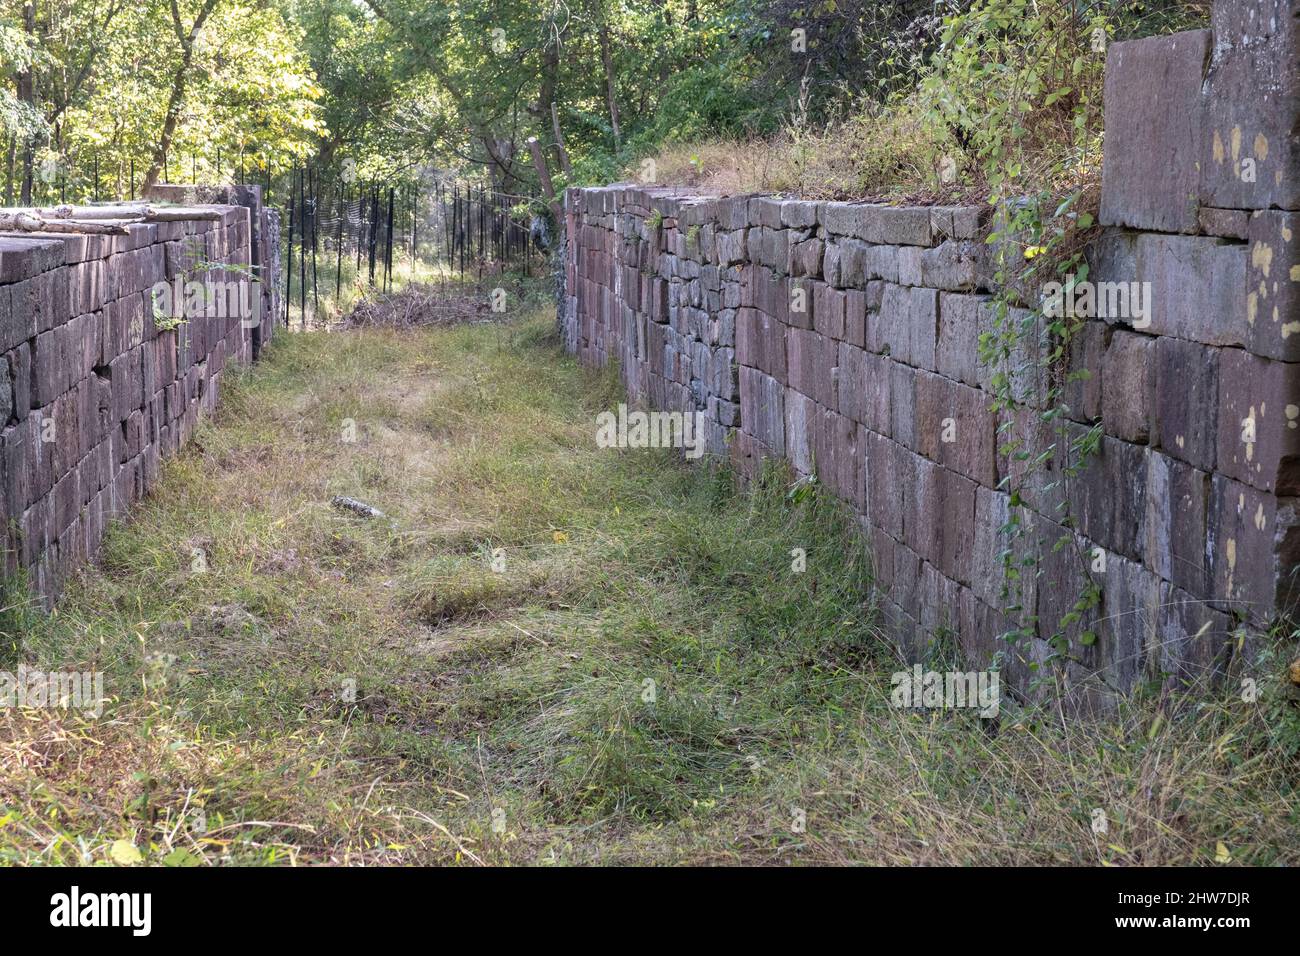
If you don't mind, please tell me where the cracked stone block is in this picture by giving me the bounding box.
[739,365,785,457]
[1145,451,1212,597]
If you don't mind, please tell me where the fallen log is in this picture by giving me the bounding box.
[37,203,149,220]
[0,211,130,235]
[142,207,223,221]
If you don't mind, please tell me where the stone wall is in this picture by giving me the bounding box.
[0,186,280,606]
[560,0,1300,707]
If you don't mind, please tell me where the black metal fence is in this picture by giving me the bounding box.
[2,146,266,206]
[279,165,542,328]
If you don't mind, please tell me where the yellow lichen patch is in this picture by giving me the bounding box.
[1231,126,1242,167]
[1255,503,1267,532]
[1254,132,1269,161]
[1213,128,1226,164]
[1252,241,1274,278]
[1247,290,1258,325]
[1290,264,1300,282]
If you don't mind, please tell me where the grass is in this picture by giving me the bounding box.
[1,299,1297,866]
[635,102,979,203]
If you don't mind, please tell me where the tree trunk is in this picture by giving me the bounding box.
[550,102,572,180]
[18,0,35,205]
[599,23,621,152]
[141,0,221,193]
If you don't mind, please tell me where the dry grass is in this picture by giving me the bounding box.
[637,101,982,202]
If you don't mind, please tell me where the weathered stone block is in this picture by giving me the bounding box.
[739,366,785,456]
[819,203,870,240]
[787,327,836,408]
[864,432,904,539]
[1061,319,1105,423]
[914,370,996,486]
[837,342,890,435]
[844,289,866,348]
[1210,473,1300,622]
[864,206,932,247]
[1068,430,1148,562]
[0,237,64,284]
[972,486,1039,618]
[890,362,916,450]
[1199,207,1249,240]
[1152,336,1218,471]
[1244,210,1300,361]
[1135,232,1249,346]
[1145,451,1211,598]
[813,284,846,340]
[780,200,818,229]
[936,293,985,388]
[876,283,910,363]
[1215,347,1300,494]
[1156,582,1234,686]
[1201,0,1300,212]
[1100,30,1211,233]
[897,245,923,287]
[814,407,862,508]
[735,307,787,380]
[784,387,817,475]
[920,241,981,291]
[1101,330,1154,443]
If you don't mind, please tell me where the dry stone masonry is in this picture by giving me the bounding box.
[0,185,280,605]
[560,0,1300,706]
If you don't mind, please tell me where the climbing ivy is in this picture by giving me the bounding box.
[924,0,1111,682]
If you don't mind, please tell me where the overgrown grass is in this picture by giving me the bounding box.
[1,303,1296,866]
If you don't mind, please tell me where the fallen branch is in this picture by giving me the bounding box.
[0,211,130,235]
[38,203,149,220]
[331,496,385,519]
[143,207,223,221]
